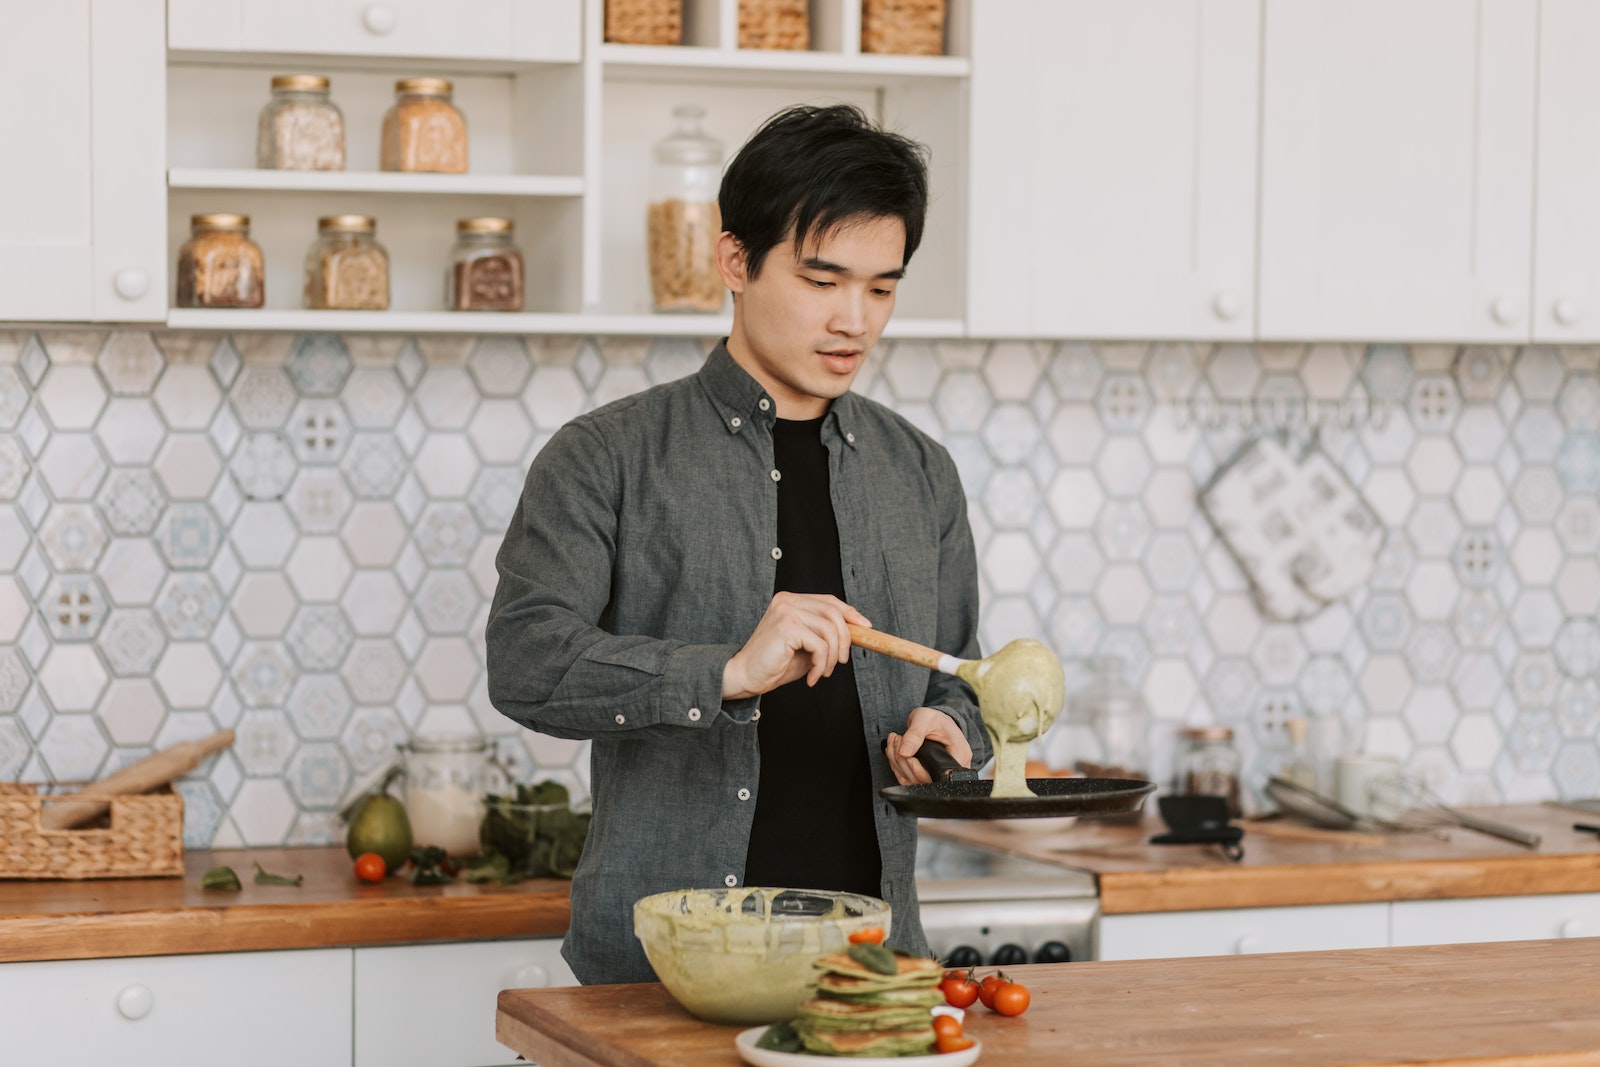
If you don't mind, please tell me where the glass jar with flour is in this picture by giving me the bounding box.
[400,735,505,855]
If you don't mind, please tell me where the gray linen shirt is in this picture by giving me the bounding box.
[486,343,991,985]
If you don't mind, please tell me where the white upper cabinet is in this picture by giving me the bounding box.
[967,0,1260,340]
[1258,0,1537,342]
[1532,0,1600,342]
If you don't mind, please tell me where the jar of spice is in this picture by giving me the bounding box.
[257,74,345,171]
[647,104,725,313]
[175,213,265,308]
[1175,725,1242,817]
[380,78,468,173]
[448,217,524,311]
[399,735,506,856]
[304,215,389,310]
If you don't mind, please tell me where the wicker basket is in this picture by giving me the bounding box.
[0,783,184,880]
[605,0,682,45]
[739,0,809,50]
[861,0,945,55]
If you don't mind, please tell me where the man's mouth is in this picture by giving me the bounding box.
[818,349,862,370]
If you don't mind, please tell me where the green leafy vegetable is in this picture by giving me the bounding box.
[755,1020,802,1053]
[409,845,455,886]
[200,865,242,891]
[846,942,898,975]
[460,852,522,885]
[252,861,303,886]
[478,781,591,879]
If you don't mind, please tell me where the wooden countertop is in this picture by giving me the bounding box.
[496,937,1600,1067]
[924,803,1600,913]
[0,846,572,963]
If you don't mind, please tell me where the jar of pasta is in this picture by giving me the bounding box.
[304,215,390,310]
[647,104,725,313]
[257,74,345,171]
[448,217,524,312]
[380,77,468,173]
[175,213,265,309]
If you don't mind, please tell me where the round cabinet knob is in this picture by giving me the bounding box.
[363,4,398,34]
[505,963,550,989]
[1560,919,1590,939]
[1032,940,1073,964]
[989,943,1028,967]
[1233,934,1264,955]
[116,984,154,1020]
[113,268,149,301]
[1554,297,1584,326]
[942,945,982,969]
[1212,290,1244,322]
[1490,297,1521,325]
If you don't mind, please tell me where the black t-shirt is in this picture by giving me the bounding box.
[742,415,883,897]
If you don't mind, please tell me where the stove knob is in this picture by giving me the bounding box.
[943,945,982,969]
[1032,940,1073,964]
[990,943,1028,967]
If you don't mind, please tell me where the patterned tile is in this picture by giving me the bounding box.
[285,604,353,671]
[101,609,166,676]
[0,436,31,499]
[340,433,408,498]
[96,398,166,465]
[40,574,108,641]
[286,674,353,740]
[155,573,224,640]
[36,364,107,431]
[229,433,296,500]
[40,503,107,571]
[342,367,408,429]
[288,398,349,465]
[229,365,297,430]
[0,647,33,712]
[0,363,31,428]
[340,638,407,704]
[413,501,480,567]
[232,641,296,708]
[285,334,352,397]
[154,502,221,570]
[414,569,480,635]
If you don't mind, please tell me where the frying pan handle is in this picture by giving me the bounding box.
[848,624,965,676]
[880,738,977,784]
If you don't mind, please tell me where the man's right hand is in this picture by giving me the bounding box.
[722,592,872,700]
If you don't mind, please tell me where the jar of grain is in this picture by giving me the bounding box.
[304,215,390,310]
[380,78,468,173]
[257,74,345,171]
[1174,725,1242,818]
[449,217,524,312]
[647,104,725,313]
[175,213,265,309]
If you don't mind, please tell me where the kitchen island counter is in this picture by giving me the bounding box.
[497,936,1600,1067]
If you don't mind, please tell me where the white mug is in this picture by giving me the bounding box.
[1335,754,1401,818]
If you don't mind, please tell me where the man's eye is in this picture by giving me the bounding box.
[872,288,894,297]
[807,278,834,288]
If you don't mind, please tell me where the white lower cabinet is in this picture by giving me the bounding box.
[0,948,352,1067]
[354,938,577,1067]
[1390,893,1600,946]
[1099,902,1391,961]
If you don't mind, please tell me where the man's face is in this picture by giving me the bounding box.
[718,215,906,420]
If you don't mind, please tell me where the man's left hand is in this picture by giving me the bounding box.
[885,708,974,786]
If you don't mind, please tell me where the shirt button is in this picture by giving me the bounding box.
[752,709,761,722]
[769,469,781,482]
[688,707,701,722]
[730,416,742,429]
[738,788,751,801]
[770,547,783,560]
[846,432,856,444]
[759,398,771,411]
[724,874,737,887]
[614,714,625,725]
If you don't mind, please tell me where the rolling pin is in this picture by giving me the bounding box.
[40,730,235,830]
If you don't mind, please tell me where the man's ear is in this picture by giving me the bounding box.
[715,231,748,293]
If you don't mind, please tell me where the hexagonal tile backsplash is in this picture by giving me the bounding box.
[1,331,1597,847]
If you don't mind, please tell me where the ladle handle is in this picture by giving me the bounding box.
[847,624,964,675]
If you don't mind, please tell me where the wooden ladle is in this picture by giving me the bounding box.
[847,624,1065,796]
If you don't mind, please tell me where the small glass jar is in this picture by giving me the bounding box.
[647,104,725,313]
[257,74,345,171]
[1175,725,1242,817]
[400,735,506,855]
[381,77,468,173]
[175,213,265,309]
[1066,656,1151,824]
[448,217,525,311]
[304,215,390,310]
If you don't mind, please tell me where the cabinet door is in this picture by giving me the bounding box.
[354,938,577,1067]
[968,0,1259,340]
[1099,902,1390,961]
[0,949,353,1065]
[1532,0,1600,341]
[1258,0,1537,342]
[1391,893,1600,947]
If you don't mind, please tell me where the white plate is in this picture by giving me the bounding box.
[734,1026,981,1067]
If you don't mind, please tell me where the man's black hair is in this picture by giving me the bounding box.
[718,104,930,280]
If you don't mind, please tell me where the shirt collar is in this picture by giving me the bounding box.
[696,340,861,450]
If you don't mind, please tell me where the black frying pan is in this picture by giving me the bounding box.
[880,740,1155,820]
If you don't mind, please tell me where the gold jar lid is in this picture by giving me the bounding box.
[271,74,330,91]
[318,214,376,233]
[457,217,513,234]
[191,213,249,231]
[395,77,452,97]
[1180,726,1235,742]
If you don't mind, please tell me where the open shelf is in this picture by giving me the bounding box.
[600,44,969,85]
[168,168,585,197]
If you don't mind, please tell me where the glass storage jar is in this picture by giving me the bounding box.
[380,77,468,173]
[175,213,265,308]
[647,104,725,313]
[448,217,524,311]
[257,74,345,171]
[1175,725,1242,817]
[304,215,390,310]
[1066,656,1151,824]
[400,735,506,855]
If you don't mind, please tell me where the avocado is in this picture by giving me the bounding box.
[346,793,413,872]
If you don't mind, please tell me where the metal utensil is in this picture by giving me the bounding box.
[1369,777,1542,849]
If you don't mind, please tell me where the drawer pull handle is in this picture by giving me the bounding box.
[1212,290,1243,322]
[506,963,550,989]
[1554,297,1583,326]
[113,268,149,301]
[363,5,398,35]
[117,984,154,1020]
[1490,297,1521,325]
[1560,919,1589,939]
[1233,934,1263,955]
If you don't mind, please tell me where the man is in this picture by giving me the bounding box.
[486,103,990,985]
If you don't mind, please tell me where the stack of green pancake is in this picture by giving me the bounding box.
[791,944,945,1056]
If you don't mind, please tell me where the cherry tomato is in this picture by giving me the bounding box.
[931,1015,963,1040]
[939,972,980,1009]
[353,852,386,883]
[848,926,885,945]
[991,980,1031,1017]
[977,973,1007,1010]
[936,1032,976,1054]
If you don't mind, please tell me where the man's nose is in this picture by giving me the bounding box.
[829,289,867,336]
